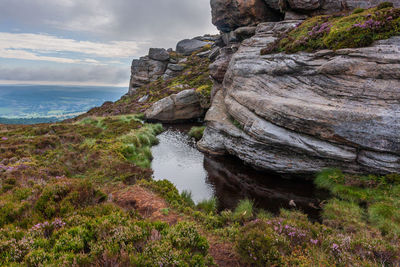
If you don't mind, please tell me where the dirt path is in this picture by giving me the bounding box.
[112,185,243,267]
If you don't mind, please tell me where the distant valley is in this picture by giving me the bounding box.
[0,85,127,124]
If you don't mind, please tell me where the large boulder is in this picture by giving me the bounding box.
[176,39,212,56]
[210,0,282,32]
[144,89,205,122]
[199,21,400,174]
[129,57,167,89]
[148,48,170,61]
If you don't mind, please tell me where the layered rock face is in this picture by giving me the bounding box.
[200,16,400,174]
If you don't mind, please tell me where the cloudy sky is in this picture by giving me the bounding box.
[0,0,217,87]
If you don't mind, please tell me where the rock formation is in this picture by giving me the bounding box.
[144,89,206,122]
[199,1,400,174]
[128,36,219,96]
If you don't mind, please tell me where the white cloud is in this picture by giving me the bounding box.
[0,32,146,64]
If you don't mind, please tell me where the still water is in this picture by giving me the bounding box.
[151,124,327,219]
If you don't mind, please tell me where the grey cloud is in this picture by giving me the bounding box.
[0,0,216,56]
[0,65,129,84]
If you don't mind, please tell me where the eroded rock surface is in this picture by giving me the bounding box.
[210,0,282,32]
[145,89,206,122]
[176,39,212,56]
[199,21,400,174]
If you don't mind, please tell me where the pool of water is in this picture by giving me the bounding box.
[151,124,328,219]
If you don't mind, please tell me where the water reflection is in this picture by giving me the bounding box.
[151,125,327,219]
[151,126,214,203]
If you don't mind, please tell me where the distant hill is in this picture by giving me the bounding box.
[0,116,65,125]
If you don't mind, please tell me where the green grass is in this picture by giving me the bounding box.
[233,199,254,222]
[188,126,206,141]
[261,4,400,54]
[315,168,400,238]
[180,190,195,207]
[196,197,218,214]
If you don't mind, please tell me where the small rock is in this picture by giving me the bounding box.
[234,26,257,41]
[208,47,221,61]
[138,95,149,103]
[167,64,185,72]
[197,51,211,58]
[284,10,308,20]
[176,39,212,56]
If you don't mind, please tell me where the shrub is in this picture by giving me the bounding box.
[180,190,195,207]
[233,199,254,222]
[197,197,217,214]
[166,222,209,254]
[353,8,365,14]
[236,220,286,266]
[377,2,394,9]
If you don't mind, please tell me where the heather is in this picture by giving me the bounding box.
[0,116,215,265]
[261,3,400,54]
[1,115,400,266]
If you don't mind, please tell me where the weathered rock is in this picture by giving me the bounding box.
[200,21,400,174]
[176,39,211,56]
[234,26,257,41]
[145,89,205,122]
[138,95,149,103]
[210,0,281,32]
[194,35,221,42]
[209,46,237,83]
[129,57,168,94]
[211,0,400,34]
[197,50,211,58]
[167,64,185,72]
[208,47,221,61]
[288,0,320,10]
[148,48,170,61]
[284,10,308,20]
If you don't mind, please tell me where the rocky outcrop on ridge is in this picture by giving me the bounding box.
[127,35,220,122]
[199,3,400,174]
[128,36,217,96]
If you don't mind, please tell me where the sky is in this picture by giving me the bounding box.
[0,0,217,87]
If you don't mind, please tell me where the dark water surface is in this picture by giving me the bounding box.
[151,124,327,219]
